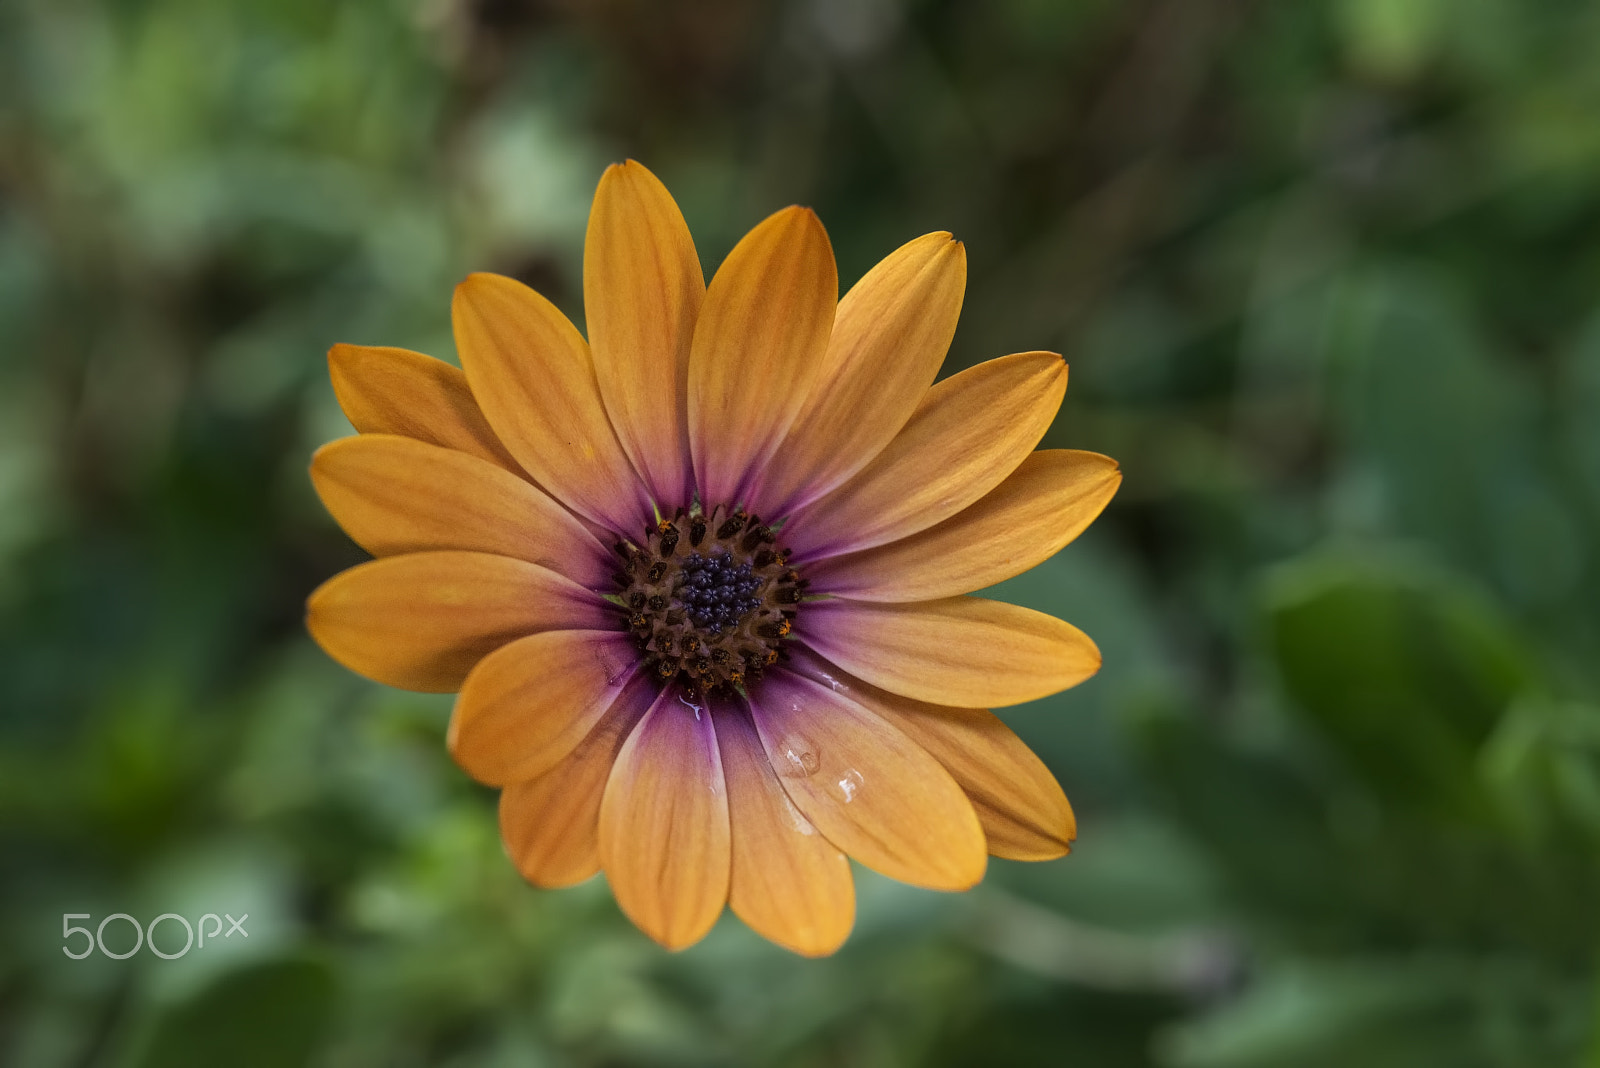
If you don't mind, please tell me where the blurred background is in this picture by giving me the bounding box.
[3,0,1600,1064]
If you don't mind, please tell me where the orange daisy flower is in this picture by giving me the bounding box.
[307,160,1121,956]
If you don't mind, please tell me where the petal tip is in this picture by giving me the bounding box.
[326,343,370,399]
[303,575,333,617]
[443,703,469,766]
[774,203,828,234]
[455,271,506,301]
[599,158,649,187]
[626,905,722,953]
[451,272,513,325]
[1005,840,1072,862]
[1030,816,1078,860]
[307,438,342,473]
[656,937,700,953]
[302,584,342,664]
[925,232,966,268]
[947,851,988,892]
[775,925,853,958]
[1005,349,1068,380]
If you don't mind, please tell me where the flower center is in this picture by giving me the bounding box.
[612,504,805,696]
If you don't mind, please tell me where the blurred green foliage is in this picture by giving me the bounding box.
[3,0,1600,1064]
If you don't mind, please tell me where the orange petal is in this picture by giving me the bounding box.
[305,551,613,693]
[785,352,1068,559]
[584,160,704,508]
[688,206,837,507]
[716,705,854,956]
[448,630,644,787]
[807,450,1121,601]
[880,704,1076,861]
[453,272,649,533]
[802,596,1101,708]
[599,689,731,950]
[754,232,966,516]
[310,434,612,587]
[748,670,986,891]
[786,650,1074,860]
[327,344,522,475]
[497,670,658,888]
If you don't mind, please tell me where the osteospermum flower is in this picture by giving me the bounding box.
[307,160,1121,955]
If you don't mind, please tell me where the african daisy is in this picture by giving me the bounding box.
[307,160,1120,955]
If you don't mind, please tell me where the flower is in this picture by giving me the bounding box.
[306,160,1121,956]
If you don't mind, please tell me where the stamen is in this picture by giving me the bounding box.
[610,502,801,693]
[657,520,680,557]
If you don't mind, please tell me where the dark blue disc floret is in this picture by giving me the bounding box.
[677,552,763,633]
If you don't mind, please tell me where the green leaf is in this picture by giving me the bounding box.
[131,958,336,1068]
[1334,270,1583,611]
[1126,702,1347,925]
[1336,0,1445,79]
[1262,551,1533,819]
[1482,698,1600,843]
[1163,958,1591,1068]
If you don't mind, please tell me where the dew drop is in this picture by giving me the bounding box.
[779,735,821,777]
[837,767,864,803]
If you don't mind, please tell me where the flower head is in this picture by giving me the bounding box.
[307,161,1121,955]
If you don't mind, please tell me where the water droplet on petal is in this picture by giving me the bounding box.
[837,767,863,802]
[779,734,821,777]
